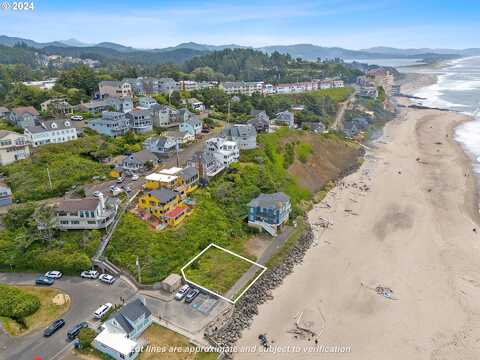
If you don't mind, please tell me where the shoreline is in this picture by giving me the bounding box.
[233,75,480,359]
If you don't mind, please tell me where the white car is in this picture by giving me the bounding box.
[81,270,99,279]
[93,191,103,198]
[110,187,123,196]
[45,271,62,279]
[99,273,116,284]
[70,115,84,121]
[131,174,139,181]
[175,284,190,300]
[93,303,113,319]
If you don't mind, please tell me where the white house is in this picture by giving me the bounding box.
[164,130,194,145]
[24,120,78,147]
[53,195,119,230]
[205,137,239,167]
[274,111,295,128]
[93,298,153,360]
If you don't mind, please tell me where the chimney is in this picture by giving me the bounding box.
[98,192,106,212]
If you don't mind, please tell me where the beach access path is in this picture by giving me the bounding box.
[235,102,480,359]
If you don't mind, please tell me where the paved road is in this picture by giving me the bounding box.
[0,273,136,360]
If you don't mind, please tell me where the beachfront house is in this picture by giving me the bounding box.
[52,195,119,230]
[247,192,291,236]
[87,111,130,137]
[0,130,30,165]
[221,124,257,150]
[204,137,239,167]
[24,120,78,147]
[93,298,152,360]
[138,188,180,219]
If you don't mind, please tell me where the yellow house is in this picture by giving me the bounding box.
[138,188,179,219]
[178,166,199,196]
[144,173,178,190]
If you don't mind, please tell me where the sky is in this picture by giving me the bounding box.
[0,0,479,49]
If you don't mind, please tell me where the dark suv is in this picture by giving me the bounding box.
[67,322,88,340]
[43,319,65,337]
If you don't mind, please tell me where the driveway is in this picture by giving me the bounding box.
[0,273,136,360]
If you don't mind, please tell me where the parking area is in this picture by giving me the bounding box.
[0,272,136,360]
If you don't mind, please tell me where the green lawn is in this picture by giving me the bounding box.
[184,246,252,295]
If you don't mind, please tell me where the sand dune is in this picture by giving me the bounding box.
[235,104,480,359]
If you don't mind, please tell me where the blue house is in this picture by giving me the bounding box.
[93,298,153,360]
[178,108,202,136]
[247,192,291,236]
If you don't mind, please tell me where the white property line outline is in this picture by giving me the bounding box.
[180,243,267,304]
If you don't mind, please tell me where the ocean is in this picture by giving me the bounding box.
[408,56,480,173]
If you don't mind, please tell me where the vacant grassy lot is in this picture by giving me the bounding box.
[184,246,253,296]
[140,324,217,360]
[0,285,70,336]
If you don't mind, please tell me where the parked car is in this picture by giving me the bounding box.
[131,174,139,181]
[122,185,131,193]
[43,319,65,337]
[94,303,112,319]
[36,275,55,286]
[116,176,124,183]
[45,271,62,279]
[70,115,83,121]
[67,322,88,340]
[99,273,116,284]
[93,191,103,198]
[110,187,123,196]
[175,284,190,301]
[81,270,99,279]
[184,288,200,303]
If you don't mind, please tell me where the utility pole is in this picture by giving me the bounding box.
[136,256,141,283]
[175,142,180,167]
[227,100,231,125]
[46,166,53,191]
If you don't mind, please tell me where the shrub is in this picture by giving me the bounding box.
[0,285,40,321]
[78,328,97,349]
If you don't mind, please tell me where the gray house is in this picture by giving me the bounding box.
[248,110,270,132]
[118,150,158,173]
[126,109,153,133]
[274,110,295,128]
[178,109,202,136]
[143,136,177,155]
[9,106,39,129]
[221,124,257,150]
[151,104,178,128]
[79,97,133,114]
[87,111,130,137]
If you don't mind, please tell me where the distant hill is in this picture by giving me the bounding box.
[95,42,137,53]
[156,42,247,53]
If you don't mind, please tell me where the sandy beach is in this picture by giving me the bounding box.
[235,90,480,359]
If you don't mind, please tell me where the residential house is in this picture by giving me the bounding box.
[274,111,295,128]
[99,80,133,98]
[221,124,257,150]
[248,110,270,133]
[0,182,13,206]
[391,84,401,96]
[144,172,179,190]
[123,78,146,96]
[138,96,158,109]
[332,79,345,88]
[187,98,205,112]
[87,112,130,137]
[178,109,202,136]
[164,130,194,145]
[93,298,152,360]
[24,120,78,147]
[178,80,199,92]
[220,81,260,96]
[143,136,177,155]
[303,121,326,133]
[190,151,225,180]
[358,87,378,98]
[9,106,39,129]
[151,105,178,128]
[247,192,291,236]
[118,150,158,173]
[0,130,30,165]
[79,98,133,114]
[164,205,190,227]
[205,137,239,167]
[0,107,9,118]
[138,187,180,219]
[53,194,119,230]
[127,109,153,133]
[177,166,199,197]
[40,98,73,115]
[157,78,178,93]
